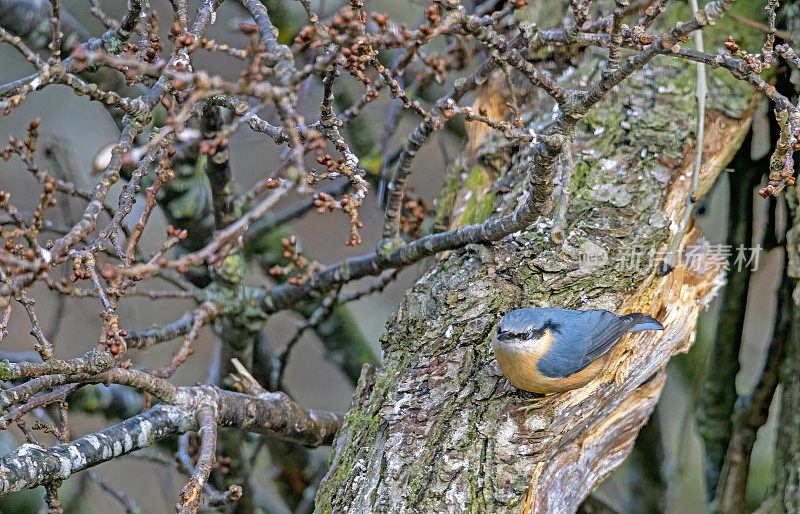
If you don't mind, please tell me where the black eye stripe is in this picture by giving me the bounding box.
[497,321,558,341]
[495,330,514,341]
[527,327,546,339]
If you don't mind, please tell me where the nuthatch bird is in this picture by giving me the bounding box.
[492,308,664,394]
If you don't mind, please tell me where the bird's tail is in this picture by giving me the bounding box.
[623,313,664,332]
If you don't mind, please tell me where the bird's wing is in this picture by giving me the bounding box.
[537,310,638,378]
[577,310,639,370]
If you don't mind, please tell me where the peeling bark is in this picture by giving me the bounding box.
[315,59,754,512]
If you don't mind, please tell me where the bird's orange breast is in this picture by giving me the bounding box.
[492,330,607,394]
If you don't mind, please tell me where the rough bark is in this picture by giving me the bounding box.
[772,3,800,509]
[775,167,800,514]
[772,299,800,512]
[314,57,754,512]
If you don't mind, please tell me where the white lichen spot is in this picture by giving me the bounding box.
[390,393,415,416]
[649,211,670,229]
[445,487,468,511]
[444,325,453,339]
[443,453,467,473]
[58,455,71,479]
[600,158,616,171]
[524,413,548,431]
[451,423,468,443]
[137,419,154,448]
[16,444,40,457]
[85,435,101,450]
[113,439,123,457]
[68,444,86,470]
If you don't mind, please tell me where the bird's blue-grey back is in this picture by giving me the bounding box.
[536,309,661,378]
[535,310,611,378]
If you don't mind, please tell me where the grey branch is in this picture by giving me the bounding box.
[0,385,342,495]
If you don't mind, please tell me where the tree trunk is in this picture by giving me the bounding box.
[772,297,800,512]
[314,53,756,512]
[772,4,800,510]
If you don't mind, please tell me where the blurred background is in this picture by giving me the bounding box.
[0,0,788,512]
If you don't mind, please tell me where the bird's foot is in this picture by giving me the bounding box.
[514,394,551,413]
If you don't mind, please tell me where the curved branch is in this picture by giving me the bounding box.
[0,403,188,495]
[0,385,342,495]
